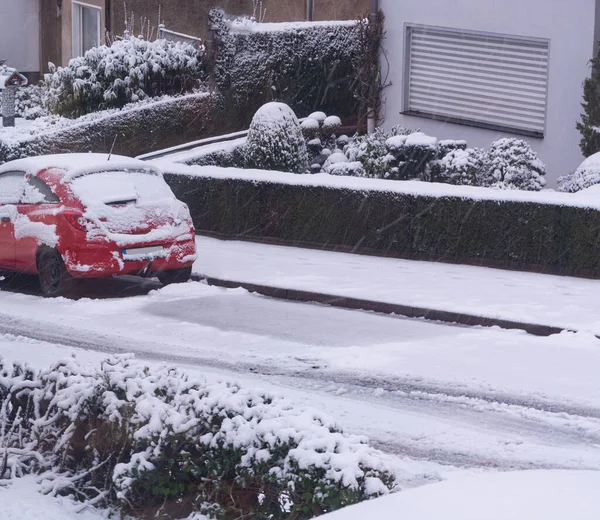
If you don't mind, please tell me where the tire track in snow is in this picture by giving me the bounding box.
[2,310,600,471]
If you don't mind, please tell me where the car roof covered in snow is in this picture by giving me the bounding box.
[0,153,159,180]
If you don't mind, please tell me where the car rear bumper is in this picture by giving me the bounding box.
[63,237,197,278]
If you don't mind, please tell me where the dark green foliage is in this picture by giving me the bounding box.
[1,357,396,520]
[165,172,600,278]
[212,9,361,125]
[577,45,600,157]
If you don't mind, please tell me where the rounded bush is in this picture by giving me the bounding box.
[485,138,546,191]
[244,102,309,173]
[558,153,600,192]
[439,148,486,186]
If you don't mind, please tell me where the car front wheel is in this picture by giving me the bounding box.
[157,266,192,286]
[38,249,75,297]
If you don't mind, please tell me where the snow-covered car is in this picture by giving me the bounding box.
[0,154,196,296]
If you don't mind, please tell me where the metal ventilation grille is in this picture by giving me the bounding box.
[406,26,550,137]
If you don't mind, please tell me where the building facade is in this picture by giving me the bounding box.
[379,0,600,185]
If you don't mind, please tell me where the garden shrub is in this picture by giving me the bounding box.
[558,153,600,192]
[344,126,413,179]
[44,36,204,117]
[0,355,401,519]
[438,148,487,186]
[244,102,309,173]
[485,138,546,191]
[399,133,439,181]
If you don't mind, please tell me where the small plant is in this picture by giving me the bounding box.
[438,148,487,186]
[484,138,546,191]
[558,154,600,192]
[244,102,309,173]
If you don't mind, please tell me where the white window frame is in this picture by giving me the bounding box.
[403,23,551,139]
[72,1,102,58]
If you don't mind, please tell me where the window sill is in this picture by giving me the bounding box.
[401,111,545,140]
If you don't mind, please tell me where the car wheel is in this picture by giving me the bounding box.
[38,249,75,297]
[157,266,192,286]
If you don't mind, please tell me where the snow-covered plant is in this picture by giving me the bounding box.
[0,355,402,519]
[244,102,309,173]
[44,36,204,117]
[15,84,49,119]
[437,139,467,160]
[484,138,546,191]
[438,148,487,186]
[344,126,412,179]
[558,153,600,192]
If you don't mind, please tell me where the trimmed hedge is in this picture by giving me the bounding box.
[0,93,230,164]
[164,172,600,278]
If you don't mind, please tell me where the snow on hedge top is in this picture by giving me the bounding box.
[229,19,357,34]
[157,162,600,210]
[0,153,157,179]
[321,470,600,520]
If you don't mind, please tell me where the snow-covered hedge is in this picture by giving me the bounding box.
[44,36,204,117]
[0,92,223,165]
[0,355,400,519]
[212,10,361,125]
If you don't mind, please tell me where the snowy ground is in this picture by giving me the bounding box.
[195,236,600,334]
[322,470,600,520]
[1,237,600,517]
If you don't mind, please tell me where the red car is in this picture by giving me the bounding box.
[0,154,196,296]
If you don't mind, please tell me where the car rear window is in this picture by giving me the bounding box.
[70,170,175,207]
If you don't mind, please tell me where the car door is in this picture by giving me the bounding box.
[0,171,26,271]
[14,175,61,273]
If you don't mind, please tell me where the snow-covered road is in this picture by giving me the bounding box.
[1,276,600,474]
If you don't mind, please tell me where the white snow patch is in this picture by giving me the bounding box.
[320,470,600,520]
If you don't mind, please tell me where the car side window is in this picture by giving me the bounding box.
[22,176,60,204]
[0,171,26,205]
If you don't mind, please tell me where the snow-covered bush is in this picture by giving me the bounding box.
[401,133,439,181]
[15,84,49,119]
[44,36,204,117]
[0,355,400,519]
[558,153,600,192]
[344,126,413,179]
[485,138,546,191]
[437,139,467,160]
[244,102,309,173]
[438,148,487,186]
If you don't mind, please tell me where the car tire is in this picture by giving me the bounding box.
[38,249,75,298]
[157,266,192,286]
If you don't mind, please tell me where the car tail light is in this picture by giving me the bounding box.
[64,212,90,232]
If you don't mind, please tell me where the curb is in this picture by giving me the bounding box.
[191,274,565,337]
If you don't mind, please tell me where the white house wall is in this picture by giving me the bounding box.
[0,0,40,74]
[380,0,597,186]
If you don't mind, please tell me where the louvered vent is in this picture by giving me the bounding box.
[405,25,550,137]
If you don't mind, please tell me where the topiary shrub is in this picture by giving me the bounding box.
[558,153,600,192]
[44,36,204,117]
[0,355,403,519]
[244,102,309,173]
[399,133,439,181]
[438,148,487,186]
[484,138,546,191]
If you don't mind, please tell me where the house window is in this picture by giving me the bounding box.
[404,25,550,138]
[72,1,101,58]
